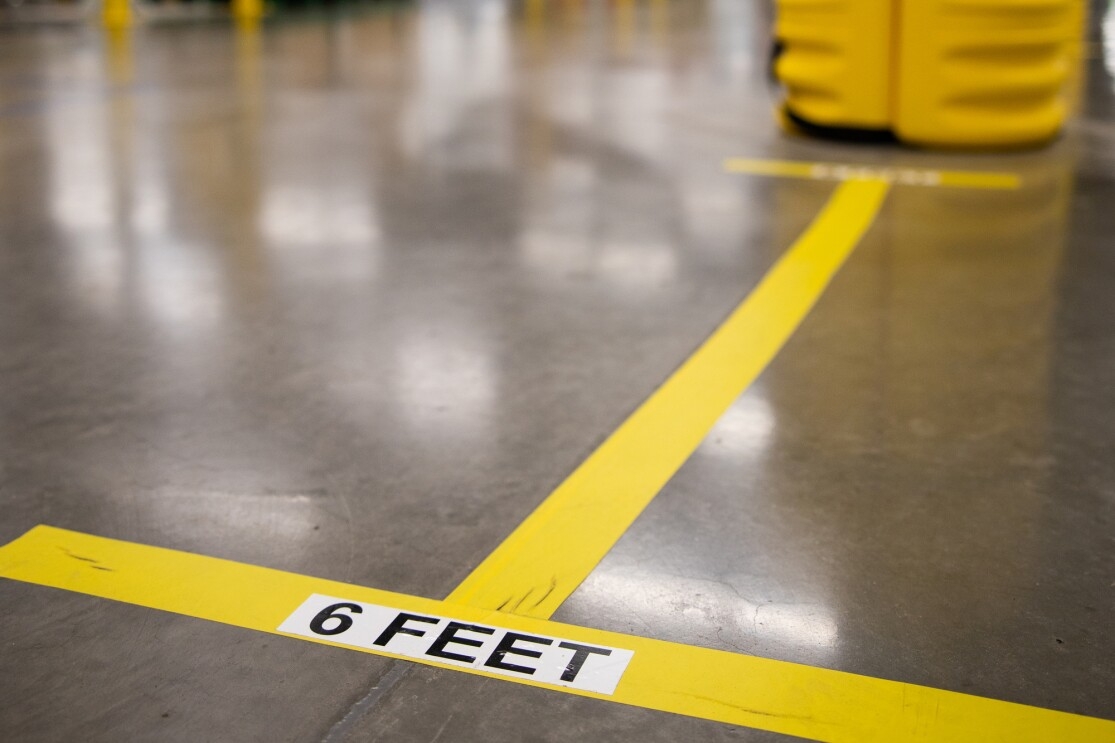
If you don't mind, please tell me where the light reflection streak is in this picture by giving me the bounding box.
[546,68,594,129]
[710,0,756,77]
[255,36,382,295]
[520,228,592,275]
[581,570,838,657]
[46,35,127,316]
[136,240,224,330]
[48,100,112,233]
[597,240,676,288]
[130,181,168,237]
[261,185,380,249]
[743,602,838,651]
[1104,2,1115,82]
[401,0,512,169]
[520,230,678,290]
[396,330,496,436]
[604,68,668,157]
[706,392,775,458]
[139,492,329,559]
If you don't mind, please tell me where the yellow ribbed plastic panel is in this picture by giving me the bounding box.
[775,0,893,130]
[895,0,1085,147]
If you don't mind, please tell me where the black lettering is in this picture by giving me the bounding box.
[309,603,363,636]
[373,612,439,647]
[483,632,553,675]
[425,622,495,663]
[557,641,612,682]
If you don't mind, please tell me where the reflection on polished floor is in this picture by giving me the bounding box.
[1,1,1115,741]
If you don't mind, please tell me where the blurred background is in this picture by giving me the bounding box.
[1,2,1114,742]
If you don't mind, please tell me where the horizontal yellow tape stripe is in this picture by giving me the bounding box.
[722,158,818,179]
[935,171,1023,190]
[446,179,890,619]
[2,526,1112,743]
[724,158,1021,190]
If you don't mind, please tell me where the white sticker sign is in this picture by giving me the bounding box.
[278,594,635,695]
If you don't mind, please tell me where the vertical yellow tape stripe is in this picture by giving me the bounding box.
[2,526,1112,743]
[447,179,891,618]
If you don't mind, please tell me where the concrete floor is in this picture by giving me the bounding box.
[1,1,1114,741]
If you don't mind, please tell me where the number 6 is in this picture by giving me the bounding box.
[309,602,363,636]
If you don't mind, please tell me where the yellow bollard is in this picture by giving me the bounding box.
[101,0,132,30]
[894,0,1086,148]
[774,0,893,136]
[773,0,1087,148]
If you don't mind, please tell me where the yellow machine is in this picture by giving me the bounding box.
[774,0,1085,148]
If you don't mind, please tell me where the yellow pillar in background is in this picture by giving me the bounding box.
[102,0,132,30]
[233,0,265,24]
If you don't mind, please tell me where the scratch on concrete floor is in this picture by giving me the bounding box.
[321,661,413,743]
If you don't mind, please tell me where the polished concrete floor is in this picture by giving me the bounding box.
[2,1,1115,741]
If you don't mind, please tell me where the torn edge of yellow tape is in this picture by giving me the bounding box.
[723,158,1021,190]
[2,525,1113,743]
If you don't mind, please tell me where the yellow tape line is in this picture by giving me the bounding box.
[723,158,1021,190]
[2,526,1112,743]
[447,179,890,619]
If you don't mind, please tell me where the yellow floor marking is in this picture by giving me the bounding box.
[2,526,1112,743]
[723,158,1021,190]
[447,179,890,619]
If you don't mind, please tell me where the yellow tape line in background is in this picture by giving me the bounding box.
[723,158,1021,190]
[2,526,1113,743]
[447,178,890,619]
